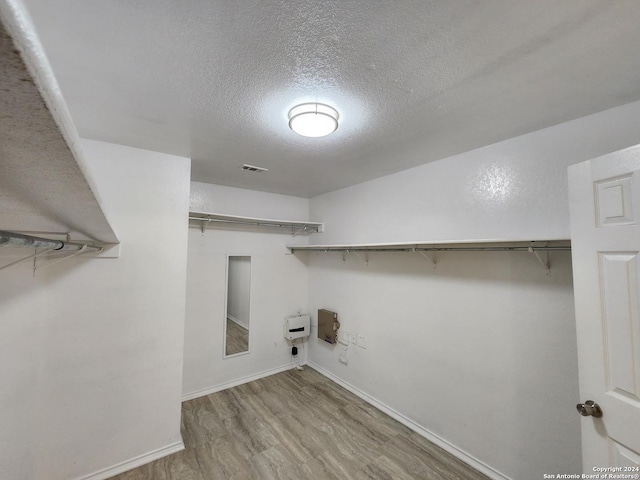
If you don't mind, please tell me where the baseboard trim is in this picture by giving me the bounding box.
[182,362,306,402]
[226,314,248,330]
[307,361,512,480]
[74,440,185,480]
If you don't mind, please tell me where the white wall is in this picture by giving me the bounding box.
[310,100,640,244]
[190,181,309,220]
[0,251,44,480]
[182,183,310,398]
[300,104,640,479]
[0,139,191,480]
[307,251,578,480]
[227,256,251,328]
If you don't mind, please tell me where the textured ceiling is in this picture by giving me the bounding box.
[21,0,640,198]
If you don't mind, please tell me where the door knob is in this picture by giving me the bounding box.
[576,400,603,418]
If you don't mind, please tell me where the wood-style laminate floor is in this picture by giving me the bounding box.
[110,368,490,480]
[225,318,249,356]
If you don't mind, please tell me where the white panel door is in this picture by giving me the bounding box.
[569,145,640,472]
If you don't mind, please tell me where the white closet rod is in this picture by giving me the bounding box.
[0,230,102,253]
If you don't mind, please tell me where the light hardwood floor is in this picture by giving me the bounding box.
[110,367,490,480]
[225,318,249,356]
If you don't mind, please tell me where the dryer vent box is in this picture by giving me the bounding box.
[318,309,340,344]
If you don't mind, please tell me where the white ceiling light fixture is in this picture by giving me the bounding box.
[288,103,339,138]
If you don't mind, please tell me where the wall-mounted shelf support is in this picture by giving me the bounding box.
[189,211,323,235]
[201,218,211,234]
[39,245,89,270]
[348,249,364,261]
[415,248,437,267]
[529,246,550,274]
[340,249,370,264]
[0,247,53,272]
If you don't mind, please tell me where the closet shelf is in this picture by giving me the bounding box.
[1,4,118,244]
[286,239,571,253]
[189,211,323,234]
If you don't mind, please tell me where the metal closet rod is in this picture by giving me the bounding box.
[189,216,320,231]
[290,245,571,253]
[0,230,102,252]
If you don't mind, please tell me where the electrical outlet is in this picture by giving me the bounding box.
[357,335,366,348]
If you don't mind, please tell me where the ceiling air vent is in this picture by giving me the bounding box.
[242,164,268,173]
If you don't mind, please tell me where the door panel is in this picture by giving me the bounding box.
[610,440,640,467]
[594,175,634,227]
[599,252,640,402]
[569,145,640,471]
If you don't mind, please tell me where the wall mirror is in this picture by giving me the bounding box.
[224,255,251,357]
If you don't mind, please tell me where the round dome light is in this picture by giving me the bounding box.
[288,103,339,137]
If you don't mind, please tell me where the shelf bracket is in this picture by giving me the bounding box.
[347,249,363,261]
[0,247,53,272]
[38,245,92,271]
[201,218,211,234]
[415,249,437,267]
[529,246,550,274]
[292,225,311,237]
